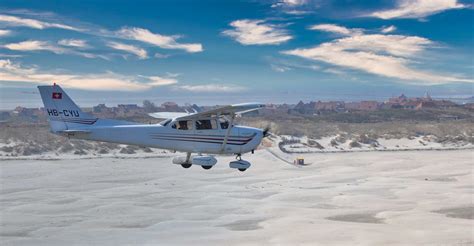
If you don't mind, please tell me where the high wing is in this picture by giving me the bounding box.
[148,108,199,119]
[175,103,265,120]
[148,103,265,120]
[148,112,193,119]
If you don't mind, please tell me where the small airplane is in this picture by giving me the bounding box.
[38,84,269,171]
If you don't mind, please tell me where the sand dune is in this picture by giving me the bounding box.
[1,150,473,245]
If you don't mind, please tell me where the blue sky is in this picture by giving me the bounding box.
[0,0,472,108]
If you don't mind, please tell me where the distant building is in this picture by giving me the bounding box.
[389,94,408,104]
[12,106,43,120]
[314,101,345,111]
[344,101,380,111]
[402,100,421,109]
[345,102,360,110]
[117,104,140,110]
[463,103,474,110]
[93,104,108,113]
[161,102,180,112]
[433,100,458,108]
[115,104,144,117]
[386,93,433,110]
[93,104,115,118]
[415,101,436,110]
[359,101,380,111]
[293,101,315,114]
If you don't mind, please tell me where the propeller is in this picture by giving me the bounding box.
[262,125,272,138]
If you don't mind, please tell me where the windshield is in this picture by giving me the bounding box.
[159,119,172,126]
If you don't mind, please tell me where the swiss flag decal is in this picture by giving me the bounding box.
[52,92,62,99]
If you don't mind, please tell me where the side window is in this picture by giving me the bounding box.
[196,119,217,130]
[219,118,229,129]
[175,120,192,130]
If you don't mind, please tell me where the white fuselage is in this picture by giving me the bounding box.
[65,119,263,155]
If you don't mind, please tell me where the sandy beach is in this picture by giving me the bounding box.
[1,149,473,245]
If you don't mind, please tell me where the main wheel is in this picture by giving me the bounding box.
[202,165,212,170]
[181,163,192,168]
[238,168,247,172]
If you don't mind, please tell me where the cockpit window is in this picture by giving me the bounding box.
[219,118,229,129]
[159,119,172,126]
[172,120,193,130]
[196,119,217,130]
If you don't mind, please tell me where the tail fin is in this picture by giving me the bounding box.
[38,84,97,132]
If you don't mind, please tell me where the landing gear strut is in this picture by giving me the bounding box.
[181,152,192,169]
[236,154,246,171]
[229,154,251,171]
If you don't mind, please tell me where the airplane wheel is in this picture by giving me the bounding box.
[202,165,212,170]
[238,168,247,172]
[181,164,192,168]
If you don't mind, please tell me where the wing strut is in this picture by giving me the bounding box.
[220,113,235,153]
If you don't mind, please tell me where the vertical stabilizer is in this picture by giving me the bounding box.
[38,84,97,132]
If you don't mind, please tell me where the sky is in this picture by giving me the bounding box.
[0,0,473,109]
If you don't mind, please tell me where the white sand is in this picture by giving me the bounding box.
[279,135,473,153]
[1,150,473,245]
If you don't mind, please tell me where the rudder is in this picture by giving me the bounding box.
[38,84,97,132]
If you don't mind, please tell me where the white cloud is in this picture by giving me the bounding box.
[0,29,11,36]
[271,64,292,72]
[283,26,473,84]
[0,59,178,91]
[282,0,307,6]
[369,0,466,19]
[272,0,307,8]
[154,52,170,59]
[177,84,246,92]
[284,10,311,15]
[117,27,203,53]
[0,54,23,58]
[106,41,148,59]
[0,13,203,57]
[146,76,178,86]
[381,25,397,33]
[271,0,314,15]
[309,24,363,36]
[3,40,109,60]
[222,19,292,45]
[328,34,432,57]
[0,14,82,31]
[3,40,65,54]
[323,68,345,75]
[58,39,88,48]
